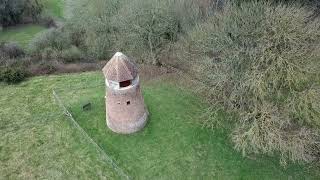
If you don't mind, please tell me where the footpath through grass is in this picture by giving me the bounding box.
[55,72,320,179]
[0,25,46,48]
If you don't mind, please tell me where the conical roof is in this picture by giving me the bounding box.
[102,52,138,82]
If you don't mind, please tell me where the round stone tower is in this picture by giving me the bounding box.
[102,52,148,134]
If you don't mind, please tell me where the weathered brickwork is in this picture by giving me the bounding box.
[102,52,148,134]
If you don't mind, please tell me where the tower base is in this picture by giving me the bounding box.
[106,111,148,134]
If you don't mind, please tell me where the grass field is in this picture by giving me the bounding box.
[0,72,121,179]
[0,71,319,179]
[44,0,65,18]
[0,25,46,48]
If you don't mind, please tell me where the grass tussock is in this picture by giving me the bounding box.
[176,1,320,165]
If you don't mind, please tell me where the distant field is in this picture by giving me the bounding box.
[44,0,65,18]
[0,0,64,48]
[0,25,46,48]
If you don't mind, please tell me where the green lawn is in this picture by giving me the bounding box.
[53,72,319,179]
[0,72,120,179]
[0,25,46,48]
[0,71,319,179]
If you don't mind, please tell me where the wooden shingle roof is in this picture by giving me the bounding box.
[102,52,138,82]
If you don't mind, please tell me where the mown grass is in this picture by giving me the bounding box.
[0,71,319,179]
[0,25,46,48]
[0,72,121,179]
[54,72,320,179]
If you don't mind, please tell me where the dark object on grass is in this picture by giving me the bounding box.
[82,102,91,111]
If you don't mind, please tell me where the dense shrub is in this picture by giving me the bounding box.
[177,1,320,165]
[29,28,71,53]
[60,46,83,63]
[65,0,214,62]
[65,0,121,59]
[114,0,183,64]
[37,14,56,28]
[22,0,43,21]
[29,28,72,61]
[0,66,27,84]
[0,0,43,27]
[29,28,87,62]
[0,42,25,58]
[38,47,60,60]
[63,22,86,48]
[34,60,58,74]
[113,0,222,64]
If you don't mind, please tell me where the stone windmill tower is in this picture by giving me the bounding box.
[102,52,148,134]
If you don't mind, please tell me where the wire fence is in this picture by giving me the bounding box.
[52,89,130,180]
